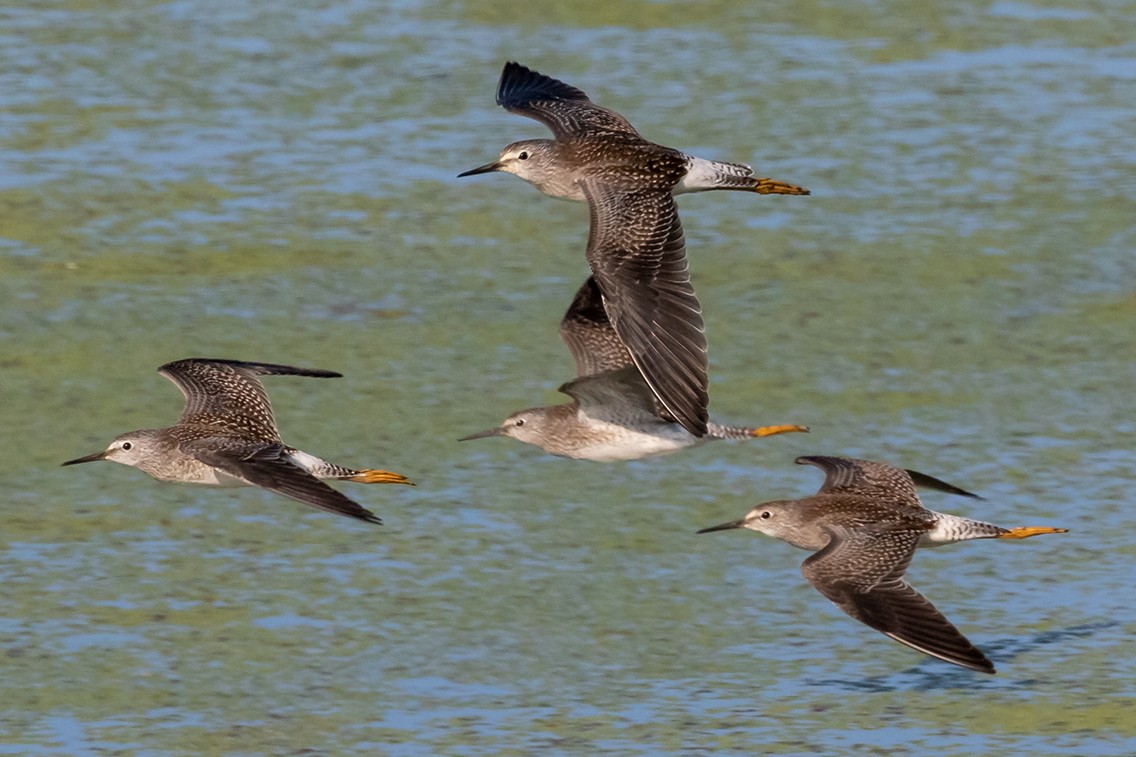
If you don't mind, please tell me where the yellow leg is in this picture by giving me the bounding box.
[350,469,415,486]
[750,424,809,438]
[998,526,1067,539]
[754,178,811,196]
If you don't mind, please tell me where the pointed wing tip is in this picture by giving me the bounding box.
[884,632,997,674]
[158,358,342,379]
[496,60,590,108]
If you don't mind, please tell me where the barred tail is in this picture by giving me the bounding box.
[706,422,809,440]
[676,157,810,196]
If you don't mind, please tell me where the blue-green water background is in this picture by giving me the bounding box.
[2,1,1134,754]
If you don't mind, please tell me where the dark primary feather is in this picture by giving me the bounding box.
[559,276,636,376]
[802,523,994,673]
[496,61,639,138]
[158,358,340,442]
[580,179,708,437]
[190,439,382,524]
[905,468,983,499]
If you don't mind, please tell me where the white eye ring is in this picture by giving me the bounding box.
[760,511,771,519]
[514,418,526,427]
[121,441,133,451]
[517,151,529,160]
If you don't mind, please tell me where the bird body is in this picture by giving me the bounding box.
[476,391,697,462]
[461,63,809,202]
[460,61,810,437]
[63,359,412,524]
[699,456,1066,673]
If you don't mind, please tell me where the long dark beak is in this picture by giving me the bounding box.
[457,427,504,442]
[457,161,503,178]
[696,518,746,534]
[62,450,107,466]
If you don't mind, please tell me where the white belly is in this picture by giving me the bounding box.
[562,421,697,462]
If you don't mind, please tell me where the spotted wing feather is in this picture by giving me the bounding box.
[580,179,708,437]
[159,358,340,442]
[559,276,636,377]
[796,455,981,502]
[795,456,920,504]
[496,61,639,139]
[904,469,983,499]
[802,525,994,673]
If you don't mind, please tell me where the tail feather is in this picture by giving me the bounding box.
[706,422,808,440]
[676,157,810,195]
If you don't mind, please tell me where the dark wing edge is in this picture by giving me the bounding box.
[159,358,341,381]
[905,468,984,500]
[497,61,590,106]
[195,442,382,525]
[581,180,708,436]
[495,61,638,137]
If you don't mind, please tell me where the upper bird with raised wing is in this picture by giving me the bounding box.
[460,62,809,437]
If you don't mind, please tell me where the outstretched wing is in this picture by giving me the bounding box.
[802,525,994,673]
[159,358,340,442]
[795,456,981,503]
[496,61,639,138]
[795,456,920,505]
[581,179,708,437]
[189,439,381,524]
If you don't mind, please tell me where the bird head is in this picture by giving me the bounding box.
[62,429,164,471]
[458,140,557,183]
[458,408,549,445]
[697,500,795,539]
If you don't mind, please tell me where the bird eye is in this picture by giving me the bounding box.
[514,418,526,427]
[518,151,529,160]
[760,511,771,519]
[121,442,133,451]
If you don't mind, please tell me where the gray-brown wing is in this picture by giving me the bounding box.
[796,456,920,505]
[802,526,994,673]
[496,61,639,139]
[580,179,708,437]
[189,439,381,524]
[159,358,340,442]
[559,367,661,426]
[795,456,981,501]
[559,276,636,376]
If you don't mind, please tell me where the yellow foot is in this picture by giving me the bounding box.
[351,469,415,486]
[750,423,810,438]
[998,526,1067,539]
[754,178,811,196]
